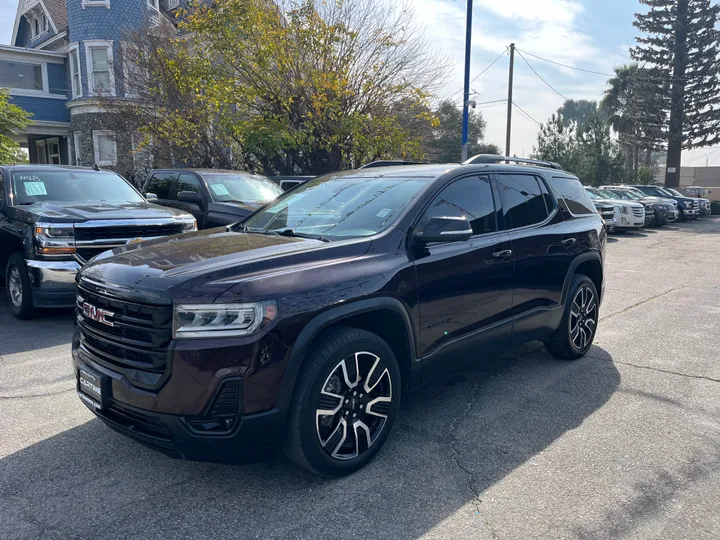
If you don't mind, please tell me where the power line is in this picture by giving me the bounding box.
[512,101,542,127]
[516,48,614,77]
[447,47,509,100]
[516,50,569,101]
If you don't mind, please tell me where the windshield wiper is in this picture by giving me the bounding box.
[266,229,329,242]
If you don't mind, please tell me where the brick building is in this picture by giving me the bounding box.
[2,0,184,180]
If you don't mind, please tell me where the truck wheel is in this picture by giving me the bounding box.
[6,254,35,320]
[544,275,598,361]
[284,326,401,476]
[678,209,685,222]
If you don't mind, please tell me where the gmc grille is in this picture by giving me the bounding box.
[76,287,173,388]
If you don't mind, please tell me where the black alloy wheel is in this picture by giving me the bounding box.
[544,274,599,360]
[315,351,392,460]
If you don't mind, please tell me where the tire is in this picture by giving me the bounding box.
[6,253,35,320]
[284,326,401,476]
[544,274,599,361]
[678,209,685,222]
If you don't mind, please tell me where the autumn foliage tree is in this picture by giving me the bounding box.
[109,0,448,175]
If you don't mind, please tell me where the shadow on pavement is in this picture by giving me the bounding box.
[0,300,75,357]
[0,345,620,540]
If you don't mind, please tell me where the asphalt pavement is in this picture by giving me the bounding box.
[1,219,719,540]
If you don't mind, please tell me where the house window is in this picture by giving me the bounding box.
[34,18,40,37]
[0,60,43,91]
[82,0,111,7]
[73,132,82,166]
[85,41,115,96]
[93,131,117,166]
[69,45,82,98]
[47,138,61,165]
[147,0,160,11]
[36,140,47,164]
[42,14,48,33]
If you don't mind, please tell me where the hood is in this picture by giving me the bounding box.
[208,200,266,217]
[597,199,642,208]
[21,200,192,223]
[79,228,370,304]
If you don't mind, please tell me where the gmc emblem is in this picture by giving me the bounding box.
[82,302,115,327]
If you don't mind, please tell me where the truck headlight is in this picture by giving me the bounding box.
[173,301,278,338]
[620,206,629,214]
[183,219,197,232]
[34,224,76,255]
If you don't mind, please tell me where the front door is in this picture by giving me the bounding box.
[169,173,208,228]
[413,175,514,381]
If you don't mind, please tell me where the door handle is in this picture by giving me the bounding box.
[561,238,577,247]
[492,249,513,259]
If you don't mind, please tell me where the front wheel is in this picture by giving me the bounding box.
[6,254,35,320]
[544,275,599,360]
[284,327,401,476]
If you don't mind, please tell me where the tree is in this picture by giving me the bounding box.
[632,0,720,187]
[109,0,450,175]
[421,100,497,163]
[557,100,598,130]
[0,89,31,164]
[531,113,576,166]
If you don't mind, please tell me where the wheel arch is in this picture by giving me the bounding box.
[276,298,418,416]
[561,253,603,305]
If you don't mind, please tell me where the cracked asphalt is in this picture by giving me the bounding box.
[2,219,720,539]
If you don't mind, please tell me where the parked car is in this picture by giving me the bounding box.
[585,187,645,231]
[72,157,606,476]
[681,187,712,215]
[599,185,671,226]
[143,169,283,229]
[271,176,316,192]
[628,185,699,221]
[0,165,196,319]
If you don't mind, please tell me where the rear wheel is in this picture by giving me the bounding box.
[678,209,686,222]
[5,254,35,320]
[544,275,598,360]
[284,327,401,476]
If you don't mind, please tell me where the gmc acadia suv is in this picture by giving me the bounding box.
[72,157,606,476]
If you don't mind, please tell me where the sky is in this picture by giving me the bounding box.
[0,0,714,165]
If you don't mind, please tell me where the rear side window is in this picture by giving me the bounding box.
[551,176,596,215]
[495,174,551,229]
[145,173,175,200]
[425,176,497,236]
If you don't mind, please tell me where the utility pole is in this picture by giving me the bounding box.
[461,0,473,162]
[505,43,515,157]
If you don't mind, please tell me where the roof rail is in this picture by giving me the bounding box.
[359,160,426,169]
[463,154,564,170]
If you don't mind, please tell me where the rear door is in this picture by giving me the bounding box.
[413,174,514,380]
[494,173,576,343]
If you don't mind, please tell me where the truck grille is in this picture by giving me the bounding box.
[76,286,173,388]
[75,223,184,241]
[632,207,644,218]
[693,200,700,209]
[598,207,614,220]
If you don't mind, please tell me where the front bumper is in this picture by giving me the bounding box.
[72,327,288,463]
[615,215,644,229]
[25,260,80,308]
[683,208,699,217]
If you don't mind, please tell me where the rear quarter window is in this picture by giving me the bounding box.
[551,176,597,215]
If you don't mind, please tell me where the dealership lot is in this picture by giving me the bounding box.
[1,220,719,539]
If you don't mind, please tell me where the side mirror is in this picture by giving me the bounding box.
[415,216,473,245]
[177,191,205,205]
[145,192,158,200]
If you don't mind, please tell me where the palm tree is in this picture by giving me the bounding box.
[601,64,640,174]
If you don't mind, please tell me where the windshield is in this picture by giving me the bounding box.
[585,189,600,201]
[203,174,283,203]
[656,187,675,197]
[597,189,619,199]
[242,175,429,239]
[608,190,631,200]
[666,188,683,197]
[11,170,144,205]
[617,190,642,200]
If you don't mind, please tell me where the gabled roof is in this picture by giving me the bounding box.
[11,0,67,48]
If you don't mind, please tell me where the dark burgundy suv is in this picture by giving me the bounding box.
[72,157,606,476]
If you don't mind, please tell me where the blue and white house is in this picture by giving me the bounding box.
[2,0,184,177]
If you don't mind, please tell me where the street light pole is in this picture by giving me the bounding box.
[461,0,473,162]
[505,43,515,157]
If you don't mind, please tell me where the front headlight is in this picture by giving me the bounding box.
[645,204,653,211]
[173,301,278,338]
[620,206,629,214]
[34,223,76,255]
[183,219,197,232]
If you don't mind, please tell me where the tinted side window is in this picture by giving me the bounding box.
[145,173,175,200]
[551,176,596,215]
[496,174,551,229]
[177,173,202,195]
[425,176,496,235]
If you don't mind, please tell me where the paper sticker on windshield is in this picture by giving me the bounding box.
[210,184,230,196]
[24,182,47,196]
[376,208,392,218]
